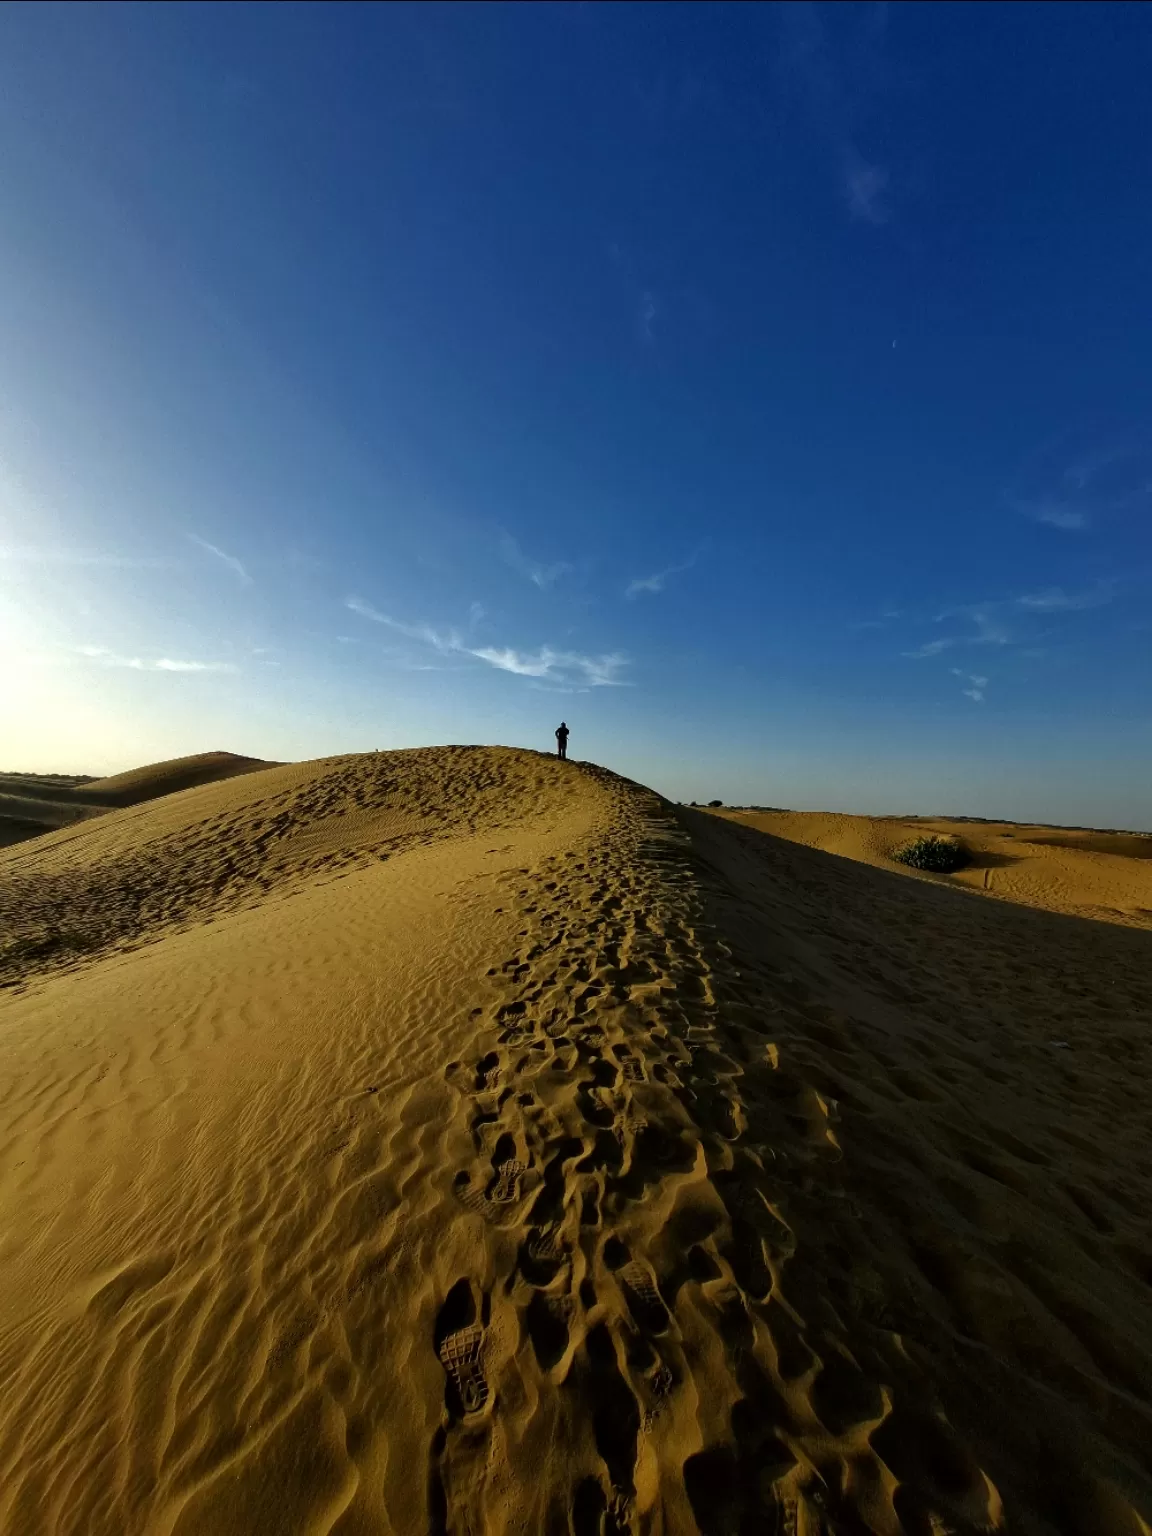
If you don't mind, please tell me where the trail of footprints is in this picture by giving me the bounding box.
[431,779,1000,1536]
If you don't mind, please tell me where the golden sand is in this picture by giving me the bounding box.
[0,748,1149,1533]
[0,753,275,848]
[714,807,1152,929]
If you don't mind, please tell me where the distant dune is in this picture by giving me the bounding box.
[714,806,1152,929]
[73,749,278,806]
[0,773,101,848]
[0,747,1150,1533]
[0,751,277,849]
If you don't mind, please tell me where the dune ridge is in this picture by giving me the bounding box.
[0,748,1149,1534]
[75,751,277,806]
[0,753,276,852]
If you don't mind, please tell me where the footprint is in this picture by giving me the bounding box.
[618,1260,670,1335]
[488,1157,526,1204]
[437,1319,489,1415]
[475,1051,502,1091]
[433,1271,488,1413]
[485,1132,527,1204]
[451,1171,488,1215]
[616,1049,645,1083]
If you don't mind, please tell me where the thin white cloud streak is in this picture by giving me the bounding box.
[346,599,461,654]
[951,667,987,703]
[345,597,628,688]
[780,1,893,224]
[906,580,1114,662]
[852,607,902,630]
[935,605,1011,645]
[626,547,704,599]
[500,534,571,590]
[75,645,237,673]
[345,595,387,623]
[626,572,668,598]
[1026,502,1088,531]
[1010,437,1152,531]
[904,604,1010,658]
[188,534,252,584]
[1015,583,1113,612]
[471,646,627,687]
[903,637,956,659]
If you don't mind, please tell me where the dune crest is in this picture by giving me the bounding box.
[0,752,278,852]
[75,750,278,806]
[0,748,1150,1533]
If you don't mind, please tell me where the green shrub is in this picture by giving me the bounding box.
[708,799,723,808]
[892,835,969,873]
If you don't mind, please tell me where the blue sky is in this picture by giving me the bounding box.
[2,2,1150,826]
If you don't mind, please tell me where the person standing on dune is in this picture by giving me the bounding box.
[555,721,570,760]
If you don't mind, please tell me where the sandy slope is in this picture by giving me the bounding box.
[0,748,1150,1535]
[75,751,277,807]
[0,774,101,848]
[715,808,1152,929]
[0,753,275,851]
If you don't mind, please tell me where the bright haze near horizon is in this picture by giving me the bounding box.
[2,2,1150,827]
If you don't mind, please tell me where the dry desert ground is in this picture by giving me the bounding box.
[0,747,1150,1536]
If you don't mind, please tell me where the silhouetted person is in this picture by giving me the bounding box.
[555,721,569,760]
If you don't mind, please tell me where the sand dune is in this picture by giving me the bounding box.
[0,753,276,852]
[715,807,1152,929]
[74,750,277,808]
[0,748,1150,1534]
[0,774,102,848]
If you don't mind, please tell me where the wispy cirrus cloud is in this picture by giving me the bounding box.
[346,597,627,688]
[904,580,1116,664]
[852,607,903,630]
[1023,501,1088,531]
[939,604,1012,645]
[345,597,459,653]
[189,534,252,584]
[904,603,1011,658]
[76,645,237,673]
[1010,434,1152,531]
[779,1,894,225]
[951,667,988,703]
[903,637,957,659]
[1015,582,1114,612]
[626,546,704,599]
[500,534,571,590]
[471,646,627,687]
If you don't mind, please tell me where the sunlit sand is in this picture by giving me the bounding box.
[1,748,1149,1533]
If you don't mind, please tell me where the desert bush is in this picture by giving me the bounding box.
[892,835,969,873]
[708,799,723,808]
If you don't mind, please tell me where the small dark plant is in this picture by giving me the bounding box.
[708,799,723,808]
[892,835,969,873]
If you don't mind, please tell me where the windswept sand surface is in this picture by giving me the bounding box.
[713,808,1152,929]
[0,748,1150,1534]
[0,753,275,850]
